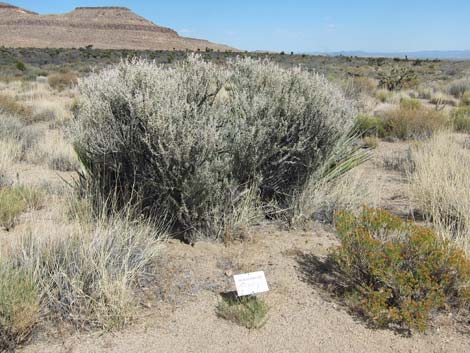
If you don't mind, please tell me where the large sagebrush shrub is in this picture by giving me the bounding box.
[71,55,356,240]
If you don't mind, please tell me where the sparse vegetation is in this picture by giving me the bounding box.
[1,45,470,349]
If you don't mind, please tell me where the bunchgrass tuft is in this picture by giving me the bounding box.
[216,295,269,329]
[0,267,39,351]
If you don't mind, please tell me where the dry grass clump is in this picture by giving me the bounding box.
[0,115,42,161]
[48,72,78,91]
[398,97,422,111]
[375,89,391,103]
[27,131,79,171]
[0,81,75,125]
[429,92,457,107]
[0,267,39,351]
[12,209,163,330]
[409,132,470,253]
[382,105,447,139]
[0,93,33,119]
[71,55,357,241]
[327,208,470,332]
[0,139,22,173]
[292,163,370,225]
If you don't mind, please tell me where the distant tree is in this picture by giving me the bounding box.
[15,60,26,71]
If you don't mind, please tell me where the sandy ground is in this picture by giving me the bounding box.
[20,222,470,353]
[5,138,468,353]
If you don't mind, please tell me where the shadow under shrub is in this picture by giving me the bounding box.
[71,55,356,241]
[301,208,470,333]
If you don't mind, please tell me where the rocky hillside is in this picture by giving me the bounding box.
[0,3,236,51]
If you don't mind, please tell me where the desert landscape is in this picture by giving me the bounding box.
[1,2,470,353]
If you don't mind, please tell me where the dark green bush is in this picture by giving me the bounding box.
[331,208,470,332]
[15,61,26,72]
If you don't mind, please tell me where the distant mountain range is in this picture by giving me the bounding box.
[0,2,236,51]
[314,50,470,60]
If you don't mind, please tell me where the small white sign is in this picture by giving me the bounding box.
[233,271,269,297]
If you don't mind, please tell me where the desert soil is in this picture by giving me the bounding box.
[16,142,470,353]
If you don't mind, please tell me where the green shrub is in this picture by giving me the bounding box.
[355,115,386,137]
[331,208,470,332]
[71,55,356,241]
[0,267,39,351]
[382,106,447,139]
[448,77,470,98]
[378,66,417,91]
[450,106,470,132]
[15,61,26,72]
[216,295,269,329]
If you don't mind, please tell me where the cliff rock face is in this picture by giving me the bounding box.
[0,3,236,51]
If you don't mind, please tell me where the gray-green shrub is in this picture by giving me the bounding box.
[71,55,356,240]
[448,77,470,98]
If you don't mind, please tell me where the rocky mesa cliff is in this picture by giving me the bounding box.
[0,3,236,51]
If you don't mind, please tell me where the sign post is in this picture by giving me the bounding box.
[233,271,269,297]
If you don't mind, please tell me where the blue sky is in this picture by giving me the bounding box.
[10,0,470,52]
